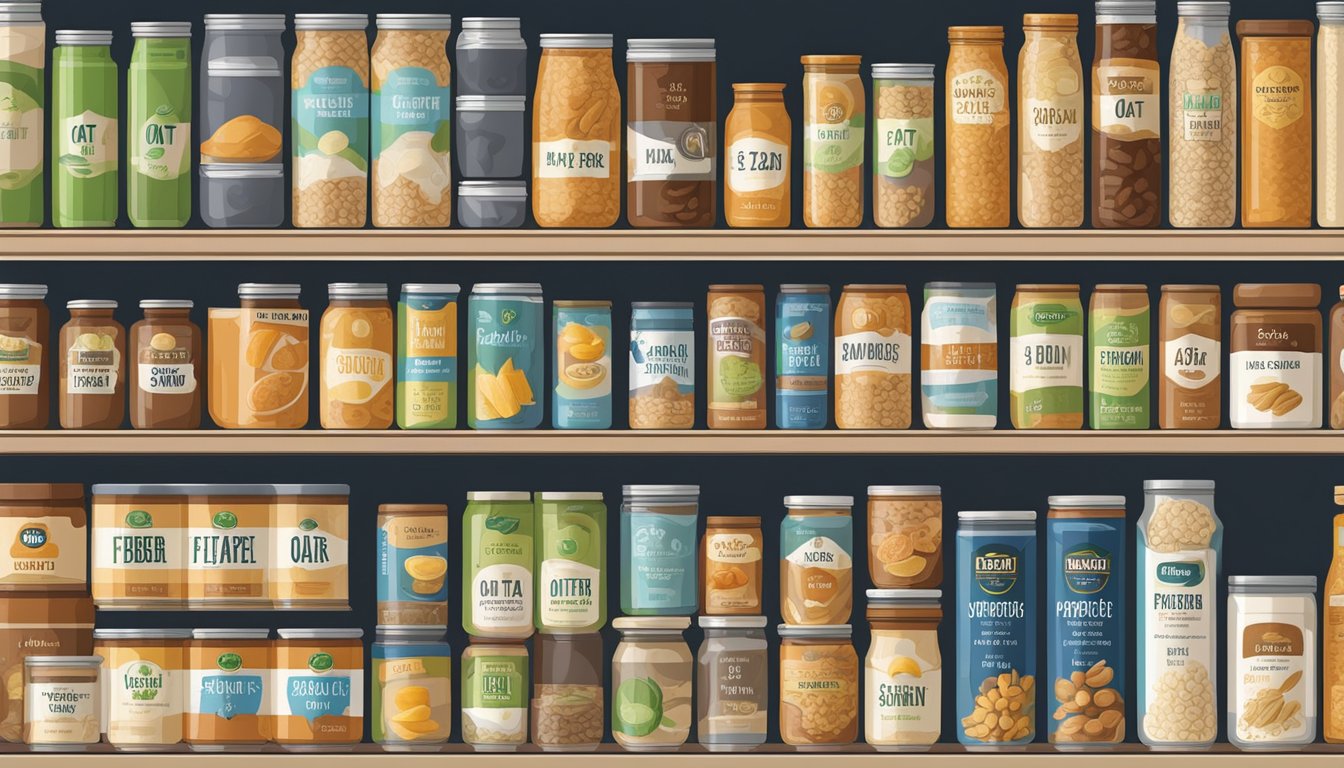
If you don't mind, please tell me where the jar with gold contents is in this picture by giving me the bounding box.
[872,64,935,228]
[207,283,309,429]
[0,284,50,429]
[533,34,620,228]
[724,83,791,227]
[701,516,763,615]
[802,55,864,228]
[778,624,859,749]
[320,283,394,429]
[946,27,1010,227]
[1239,20,1314,228]
[1018,14,1084,227]
[834,285,912,429]
[868,485,942,589]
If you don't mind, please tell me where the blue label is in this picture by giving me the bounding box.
[373,66,451,159]
[198,674,264,720]
[776,293,830,429]
[285,675,352,724]
[621,511,696,613]
[377,526,450,605]
[553,305,613,429]
[780,513,852,560]
[293,65,369,167]
[468,294,543,429]
[923,379,997,413]
[927,300,992,333]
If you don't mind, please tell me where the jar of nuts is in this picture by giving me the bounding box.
[946,27,1010,228]
[778,624,859,748]
[707,285,766,430]
[834,285,912,429]
[801,55,864,228]
[1228,575,1319,751]
[867,485,942,589]
[872,64,935,228]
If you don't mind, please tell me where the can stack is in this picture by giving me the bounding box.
[455,17,529,227]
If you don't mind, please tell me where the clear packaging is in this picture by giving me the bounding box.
[1227,575,1318,750]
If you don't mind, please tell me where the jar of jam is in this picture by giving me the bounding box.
[0,284,50,429]
[130,300,201,429]
[59,300,125,429]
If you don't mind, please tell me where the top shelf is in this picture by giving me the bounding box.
[3,229,1343,261]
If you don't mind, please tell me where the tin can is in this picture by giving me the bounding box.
[184,628,270,751]
[835,284,912,429]
[372,627,451,750]
[377,503,449,626]
[535,491,606,634]
[629,302,695,429]
[776,284,830,429]
[620,485,698,616]
[921,282,997,428]
[1010,284,1083,429]
[468,283,542,429]
[397,284,459,430]
[553,301,612,429]
[707,284,766,429]
[272,628,363,750]
[463,491,534,639]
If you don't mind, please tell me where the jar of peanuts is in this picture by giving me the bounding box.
[801,55,864,228]
[945,26,1010,227]
[834,285,912,429]
[872,63,935,228]
[867,485,942,588]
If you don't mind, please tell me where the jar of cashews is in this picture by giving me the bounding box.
[1228,575,1318,751]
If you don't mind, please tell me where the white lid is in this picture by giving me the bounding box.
[866,589,942,602]
[95,628,193,639]
[294,14,368,31]
[868,485,941,497]
[204,14,286,31]
[1048,495,1126,508]
[56,30,113,46]
[238,282,301,299]
[139,299,193,309]
[328,282,388,299]
[468,491,531,501]
[958,510,1037,522]
[0,284,47,299]
[613,616,691,632]
[192,629,270,639]
[459,180,528,198]
[132,21,191,37]
[1229,575,1317,590]
[623,484,699,496]
[540,33,612,49]
[277,628,364,639]
[698,615,768,629]
[376,14,451,30]
[472,282,542,295]
[1143,479,1215,491]
[67,299,116,309]
[784,495,854,508]
[402,283,461,294]
[777,624,852,638]
[871,63,935,80]
[456,95,527,111]
[537,491,603,501]
[201,163,285,179]
[627,38,716,62]
[462,17,520,30]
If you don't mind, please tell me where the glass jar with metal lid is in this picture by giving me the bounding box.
[0,2,44,228]
[1227,575,1318,750]
[94,628,192,750]
[320,283,394,429]
[458,180,528,227]
[201,14,285,164]
[612,616,693,750]
[778,623,859,748]
[0,284,49,429]
[463,491,534,639]
[208,283,309,429]
[629,301,695,429]
[272,628,364,749]
[621,485,699,615]
[130,299,201,429]
[535,491,606,633]
[781,495,854,625]
[872,63,935,228]
[127,21,192,229]
[59,299,125,429]
[372,626,451,749]
[697,615,768,751]
[23,655,102,750]
[51,29,118,229]
[868,485,942,588]
[461,638,528,750]
[458,18,527,96]
[865,589,942,750]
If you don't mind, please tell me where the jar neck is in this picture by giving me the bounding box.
[241,298,299,309]
[143,309,190,319]
[70,309,114,319]
[734,90,784,104]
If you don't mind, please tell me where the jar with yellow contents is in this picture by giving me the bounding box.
[946,26,1010,227]
[724,83,791,227]
[778,624,859,748]
[802,55,864,228]
[320,283,394,429]
[834,285,912,429]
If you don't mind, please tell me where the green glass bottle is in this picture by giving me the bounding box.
[0,2,46,227]
[51,29,118,228]
[128,21,191,227]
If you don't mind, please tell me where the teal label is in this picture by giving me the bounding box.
[294,65,369,176]
[373,66,450,160]
[1155,560,1205,587]
[468,295,543,429]
[621,511,696,613]
[198,674,263,719]
[284,674,351,723]
[776,293,830,429]
[554,305,612,429]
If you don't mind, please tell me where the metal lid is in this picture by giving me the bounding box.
[777,624,852,638]
[402,283,461,294]
[1048,495,1126,508]
[927,281,995,291]
[540,33,612,49]
[868,485,941,497]
[871,63,935,80]
[613,616,691,632]
[0,3,41,23]
[92,483,194,495]
[632,301,694,309]
[866,589,942,602]
[201,163,285,179]
[204,14,287,31]
[25,655,103,667]
[784,495,854,508]
[1093,283,1147,293]
[537,491,604,501]
[1143,479,1215,491]
[239,283,301,299]
[131,21,191,37]
[139,299,194,309]
[1228,575,1317,591]
[55,30,113,46]
[472,282,542,296]
[294,14,368,31]
[458,180,528,198]
[698,615,768,629]
[328,282,388,299]
[958,510,1037,522]
[375,626,449,639]
[277,628,364,639]
[0,284,47,299]
[1096,0,1157,23]
[780,283,830,293]
[192,628,270,639]
[376,14,452,30]
[268,484,350,496]
[622,484,699,496]
[66,299,116,309]
[462,18,521,30]
[1322,2,1344,22]
[94,628,193,639]
[467,491,531,501]
[627,38,715,62]
[1178,1,1231,17]
[456,95,527,112]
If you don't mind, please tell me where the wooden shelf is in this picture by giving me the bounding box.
[1,429,1340,455]
[3,229,1344,261]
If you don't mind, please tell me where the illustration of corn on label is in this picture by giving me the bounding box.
[470,297,541,426]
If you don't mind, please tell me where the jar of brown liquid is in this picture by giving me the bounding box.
[59,300,125,430]
[1239,20,1314,228]
[1092,0,1162,228]
[1159,284,1221,429]
[0,284,49,429]
[130,300,201,429]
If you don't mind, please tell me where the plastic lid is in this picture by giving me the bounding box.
[67,299,116,309]
[623,484,699,496]
[540,33,612,49]
[866,589,942,602]
[1228,575,1317,591]
[376,13,452,30]
[927,281,995,291]
[871,63,936,80]
[131,21,191,37]
[553,300,612,308]
[613,616,691,631]
[1048,495,1127,508]
[801,54,861,67]
[55,30,113,46]
[456,95,526,111]
[1016,283,1080,292]
[1161,284,1220,292]
[958,510,1037,522]
[631,301,694,309]
[777,624,852,638]
[1024,13,1079,28]
[0,4,41,23]
[458,180,528,197]
[402,283,461,294]
[375,625,449,638]
[467,491,531,501]
[94,628,193,639]
[204,14,287,30]
[294,14,368,30]
[536,491,604,501]
[842,283,908,292]
[0,284,47,299]
[627,38,716,62]
[328,282,388,299]
[868,485,941,497]
[277,628,364,639]
[1236,20,1315,37]
[472,282,542,295]
[1094,284,1147,293]
[732,82,786,92]
[1178,1,1232,17]
[192,629,270,639]
[699,615,768,629]
[784,495,854,508]
[238,283,301,299]
[378,503,448,514]
[139,299,194,309]
[1143,479,1216,491]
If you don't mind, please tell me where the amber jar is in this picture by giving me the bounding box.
[724,83,791,227]
[700,515,763,615]
[1239,20,1314,228]
[867,485,942,588]
[0,483,87,592]
[59,300,125,430]
[707,284,766,429]
[802,55,864,228]
[1159,284,1221,430]
[1091,0,1162,228]
[130,300,201,429]
[834,285,913,429]
[0,284,49,429]
[946,27,1010,228]
[778,624,859,748]
[208,283,310,430]
[320,283,394,429]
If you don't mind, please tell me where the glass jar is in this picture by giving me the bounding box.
[535,491,606,633]
[1326,489,1344,743]
[701,515,763,615]
[868,485,942,588]
[200,14,285,165]
[0,2,44,227]
[532,34,620,228]
[128,22,192,229]
[697,615,768,751]
[707,283,766,430]
[376,503,450,625]
[1018,14,1084,228]
[462,491,534,640]
[320,282,394,429]
[130,300,201,429]
[372,627,451,750]
[457,180,528,228]
[200,164,284,227]
[59,299,124,429]
[184,628,271,751]
[946,27,1009,228]
[1227,575,1318,750]
[1239,20,1314,228]
[612,616,693,751]
[921,282,998,428]
[872,64,934,228]
[781,496,854,625]
[1009,284,1084,429]
[532,632,603,751]
[0,283,49,429]
[51,30,118,228]
[1169,2,1236,228]
[457,17,527,96]
[467,283,544,429]
[779,624,858,748]
[621,484,699,615]
[724,83,790,227]
[456,95,525,178]
[94,628,191,751]
[461,638,528,751]
[834,284,912,429]
[1229,283,1322,429]
[207,283,309,429]
[629,302,695,429]
[1092,0,1162,228]
[1159,284,1222,429]
[396,284,459,430]
[1320,2,1344,227]
[23,655,101,750]
[801,55,863,228]
[865,589,942,750]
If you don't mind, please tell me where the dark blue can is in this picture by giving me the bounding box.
[775,284,830,429]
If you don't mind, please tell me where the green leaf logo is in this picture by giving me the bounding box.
[308,652,334,673]
[298,518,318,531]
[216,652,242,672]
[485,515,520,535]
[501,308,517,325]
[145,147,165,160]
[154,104,172,117]
[212,510,238,529]
[559,538,578,556]
[125,509,153,529]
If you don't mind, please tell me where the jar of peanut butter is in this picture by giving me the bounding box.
[130,300,201,429]
[59,299,125,429]
[0,284,50,429]
[1230,283,1322,429]
[0,483,86,592]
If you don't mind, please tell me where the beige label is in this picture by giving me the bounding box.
[92,500,186,604]
[951,69,1005,126]
[25,681,99,744]
[1252,66,1305,129]
[0,516,86,587]
[1025,96,1082,151]
[271,502,349,604]
[1094,61,1160,140]
[187,502,269,602]
[100,646,185,746]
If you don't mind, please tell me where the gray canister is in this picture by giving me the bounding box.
[200,14,285,165]
[200,164,285,227]
[458,180,527,228]
[456,17,527,95]
[456,95,525,178]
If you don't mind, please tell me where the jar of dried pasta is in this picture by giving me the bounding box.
[532,34,620,228]
[707,284,765,430]
[834,285,912,429]
[868,485,942,589]
[1239,20,1314,228]
[872,64,934,228]
[1169,2,1236,228]
[801,55,863,228]
[778,624,858,749]
[1018,14,1084,227]
[1319,3,1344,227]
[946,27,1009,228]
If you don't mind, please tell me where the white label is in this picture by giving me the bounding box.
[1141,540,1217,745]
[324,347,392,404]
[1010,333,1082,391]
[866,632,942,744]
[471,562,533,629]
[274,529,349,573]
[1229,350,1321,428]
[138,363,196,394]
[26,681,99,744]
[784,535,853,569]
[1163,333,1220,390]
[0,363,40,394]
[66,347,119,395]
[536,139,611,179]
[108,659,184,733]
[539,558,600,628]
[1025,96,1082,151]
[134,117,190,181]
[950,69,1004,125]
[835,330,912,376]
[59,110,118,178]
[1181,88,1224,141]
[188,528,268,570]
[627,122,714,181]
[94,526,182,571]
[727,136,788,193]
[630,329,694,391]
[1102,94,1159,134]
[0,515,86,584]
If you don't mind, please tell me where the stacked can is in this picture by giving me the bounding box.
[456,18,529,227]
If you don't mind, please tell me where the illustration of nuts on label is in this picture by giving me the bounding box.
[960,669,1036,742]
[387,684,441,741]
[1144,497,1216,553]
[871,497,940,584]
[1245,381,1303,417]
[1052,660,1125,743]
[1239,669,1304,739]
[1143,660,1216,743]
[630,375,694,428]
[149,332,176,352]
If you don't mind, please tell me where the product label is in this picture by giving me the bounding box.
[1251,65,1305,129]
[701,646,768,736]
[278,668,362,722]
[536,138,611,178]
[109,658,183,730]
[1090,304,1150,429]
[776,295,829,428]
[867,629,942,744]
[875,116,934,178]
[0,515,86,586]
[274,515,347,576]
[709,312,765,409]
[0,309,42,395]
[554,309,612,428]
[0,70,44,191]
[133,108,190,181]
[93,508,181,572]
[26,681,98,741]
[804,73,864,173]
[1230,349,1321,427]
[325,346,392,404]
[65,329,119,395]
[1234,620,1311,742]
[626,510,696,611]
[59,110,118,179]
[189,526,265,569]
[399,296,457,428]
[462,654,526,711]
[470,296,541,427]
[377,513,449,606]
[630,329,693,395]
[1025,96,1082,151]
[781,513,853,623]
[835,330,912,376]
[922,293,998,423]
[1181,87,1224,141]
[627,121,714,181]
[137,364,194,394]
[1094,61,1161,140]
[951,69,1005,126]
[191,665,269,719]
[727,136,787,192]
[1138,534,1217,744]
[471,562,532,630]
[540,558,599,627]
[1164,333,1219,390]
[372,66,450,200]
[294,65,369,187]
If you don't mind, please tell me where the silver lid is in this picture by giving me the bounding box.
[206,56,284,77]
[698,615,768,629]
[784,495,854,508]
[868,485,941,497]
[1144,479,1215,491]
[238,282,301,299]
[0,284,47,299]
[67,299,116,309]
[622,484,699,496]
[866,589,942,602]
[402,283,461,294]
[94,628,194,639]
[201,163,285,179]
[459,180,528,198]
[132,21,191,38]
[927,281,996,291]
[0,3,42,23]
[958,510,1037,522]
[456,95,527,112]
[376,14,452,30]
[92,483,195,495]
[462,17,520,30]
[540,33,612,49]
[328,282,388,299]
[25,655,103,667]
[613,616,691,632]
[277,628,364,640]
[1096,0,1156,23]
[871,63,936,80]
[537,491,603,501]
[1229,575,1317,590]
[191,629,270,639]
[467,491,531,501]
[627,38,716,62]
[375,626,449,639]
[268,484,350,496]
[1320,1,1344,20]
[472,282,542,296]
[779,284,830,293]
[1178,1,1231,17]
[1048,495,1126,508]
[294,14,368,31]
[204,14,287,31]
[139,299,194,309]
[55,30,113,46]
[777,624,852,638]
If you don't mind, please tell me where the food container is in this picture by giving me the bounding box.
[629,302,695,429]
[91,484,186,608]
[272,628,364,750]
[0,483,86,591]
[1169,2,1236,228]
[377,504,449,625]
[1089,284,1150,430]
[867,485,941,588]
[51,30,118,228]
[1017,15,1084,227]
[873,63,935,228]
[371,627,451,750]
[59,299,125,429]
[457,18,527,96]
[1010,284,1084,429]
[621,485,699,616]
[801,55,863,228]
[396,284,459,430]
[200,14,285,165]
[707,284,766,429]
[94,628,191,751]
[1324,488,1344,743]
[946,27,1010,227]
[921,282,997,428]
[0,2,44,227]
[457,180,528,227]
[834,284,912,429]
[0,283,50,429]
[778,624,858,748]
[1227,575,1318,750]
[207,283,309,429]
[456,95,525,178]
[1159,284,1221,429]
[1229,283,1322,429]
[724,83,790,227]
[184,628,271,751]
[463,491,534,639]
[467,283,543,429]
[23,655,101,750]
[535,491,606,633]
[1091,0,1162,228]
[697,615,768,751]
[776,284,830,429]
[865,589,942,750]
[461,639,528,751]
[200,164,285,228]
[1239,20,1314,228]
[781,495,853,625]
[320,283,394,430]
[701,516,763,615]
[128,21,192,229]
[130,299,201,429]
[269,484,350,610]
[553,301,612,429]
[1320,3,1344,227]
[612,617,693,751]
[0,593,94,743]
[531,632,603,751]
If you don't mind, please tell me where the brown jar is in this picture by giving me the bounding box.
[626,39,717,227]
[867,485,942,589]
[208,283,310,430]
[1230,283,1322,429]
[0,483,86,592]
[1091,0,1162,228]
[707,284,766,429]
[724,83,791,227]
[130,300,201,429]
[1239,20,1314,228]
[320,283,394,430]
[59,300,125,430]
[1332,286,1344,428]
[1159,285,1221,429]
[0,284,49,430]
[0,593,95,743]
[700,515,763,615]
[531,631,604,751]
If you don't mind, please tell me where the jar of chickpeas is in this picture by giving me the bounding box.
[867,485,942,588]
[834,285,912,429]
[872,64,935,228]
[801,55,864,228]
[945,26,1010,228]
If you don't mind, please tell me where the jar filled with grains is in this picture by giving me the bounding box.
[778,624,859,748]
[834,285,912,429]
[1018,14,1084,228]
[867,485,943,589]
[1092,1,1162,228]
[946,27,1010,228]
[802,55,864,228]
[1239,20,1314,228]
[1169,2,1236,228]
[1319,3,1344,227]
[872,64,935,228]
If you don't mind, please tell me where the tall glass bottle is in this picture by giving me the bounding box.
[1018,14,1084,228]
[1319,2,1344,227]
[1169,2,1236,228]
[1326,488,1344,743]
[51,30,118,228]
[0,2,45,226]
[128,22,192,227]
[1092,0,1161,228]
[945,27,1009,228]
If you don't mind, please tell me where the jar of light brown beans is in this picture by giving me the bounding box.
[778,624,859,748]
[802,55,864,228]
[1238,20,1314,228]
[1018,14,1084,228]
[872,64,935,228]
[867,485,942,589]
[834,285,912,429]
[946,27,1010,228]
[1169,2,1236,228]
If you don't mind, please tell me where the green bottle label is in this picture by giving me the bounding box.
[1090,304,1150,429]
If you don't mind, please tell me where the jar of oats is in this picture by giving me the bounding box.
[291,14,370,228]
[1319,3,1344,227]
[1169,2,1236,228]
[778,624,858,748]
[1018,14,1084,228]
[1092,1,1162,228]
[1239,20,1314,228]
[872,63,935,228]
[801,55,864,228]
[867,485,942,589]
[834,285,912,429]
[532,34,620,228]
[946,27,1009,228]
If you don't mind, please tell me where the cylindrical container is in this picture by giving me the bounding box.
[0,483,86,592]
[0,283,50,429]
[184,628,271,751]
[553,301,612,429]
[457,18,526,96]
[320,282,394,430]
[457,179,528,227]
[1046,496,1127,747]
[776,284,830,429]
[1089,284,1150,430]
[377,503,449,626]
[128,22,192,228]
[269,484,351,611]
[724,83,790,227]
[1239,20,1314,228]
[946,27,1010,228]
[463,491,533,639]
[801,55,863,228]
[94,628,191,751]
[1334,286,1344,428]
[532,34,620,228]
[272,628,363,750]
[781,495,853,625]
[707,284,766,430]
[397,284,459,430]
[456,95,525,178]
[1229,283,1322,429]
[461,639,528,751]
[532,632,603,751]
[697,615,768,751]
[921,282,997,428]
[612,616,693,751]
[1169,2,1237,228]
[621,484,699,616]
[468,283,543,429]
[1323,491,1344,744]
[371,14,452,228]
[0,2,44,227]
[292,14,370,228]
[779,624,858,748]
[200,14,285,165]
[207,283,309,430]
[184,484,269,609]
[371,627,451,750]
[51,30,117,228]
[701,515,763,615]
[834,284,912,429]
[629,302,695,429]
[1137,479,1221,749]
[872,63,935,228]
[23,655,101,750]
[1159,284,1222,429]
[1010,284,1084,429]
[200,164,284,227]
[867,485,942,589]
[59,299,125,429]
[90,484,186,608]
[1228,575,1318,750]
[1320,3,1344,226]
[0,593,94,744]
[1018,14,1084,227]
[865,589,942,750]
[1092,0,1162,228]
[956,511,1037,748]
[130,299,201,429]
[535,491,606,634]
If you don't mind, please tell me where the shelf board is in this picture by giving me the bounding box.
[3,229,1343,261]
[1,429,1340,455]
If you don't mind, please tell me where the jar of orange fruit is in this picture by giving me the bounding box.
[320,283,394,429]
[802,55,864,228]
[208,283,310,429]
